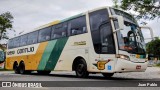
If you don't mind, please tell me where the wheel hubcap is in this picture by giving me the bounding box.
[20,65,24,73]
[14,65,18,73]
[77,64,84,75]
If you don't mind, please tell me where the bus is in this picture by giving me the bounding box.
[0,49,5,62]
[0,49,5,69]
[5,6,152,78]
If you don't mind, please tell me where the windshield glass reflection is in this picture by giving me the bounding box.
[117,21,146,54]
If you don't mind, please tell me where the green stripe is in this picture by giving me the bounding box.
[38,40,57,70]
[44,37,68,70]
[61,13,83,22]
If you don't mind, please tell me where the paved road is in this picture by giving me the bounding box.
[0,67,160,90]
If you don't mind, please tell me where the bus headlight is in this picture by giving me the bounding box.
[116,54,130,61]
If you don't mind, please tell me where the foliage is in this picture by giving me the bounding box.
[113,0,119,8]
[120,0,160,20]
[0,12,13,51]
[156,63,160,67]
[146,38,160,58]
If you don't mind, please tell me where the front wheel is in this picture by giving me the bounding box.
[102,73,114,78]
[75,59,89,78]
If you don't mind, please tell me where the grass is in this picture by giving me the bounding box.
[156,63,160,67]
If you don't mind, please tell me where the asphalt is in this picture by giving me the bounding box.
[0,67,160,90]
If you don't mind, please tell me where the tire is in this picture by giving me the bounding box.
[102,73,114,78]
[37,70,51,75]
[19,62,26,74]
[75,59,89,78]
[13,63,20,74]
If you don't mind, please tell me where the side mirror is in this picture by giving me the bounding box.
[110,15,124,32]
[140,26,154,40]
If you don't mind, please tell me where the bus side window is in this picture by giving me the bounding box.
[13,37,20,48]
[27,31,38,45]
[8,39,14,49]
[89,9,115,54]
[100,23,115,54]
[20,35,28,46]
[68,16,87,36]
[38,27,52,42]
[51,23,67,39]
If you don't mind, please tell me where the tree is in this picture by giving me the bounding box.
[120,0,160,20]
[146,38,160,59]
[0,12,13,51]
[113,0,119,8]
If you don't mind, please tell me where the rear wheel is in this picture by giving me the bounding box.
[75,59,89,78]
[37,70,51,75]
[13,62,19,74]
[19,62,26,74]
[102,73,114,78]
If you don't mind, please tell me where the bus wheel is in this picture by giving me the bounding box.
[37,71,51,75]
[102,73,114,78]
[75,59,89,78]
[13,62,19,74]
[19,62,26,74]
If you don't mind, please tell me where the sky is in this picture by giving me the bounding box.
[0,0,159,43]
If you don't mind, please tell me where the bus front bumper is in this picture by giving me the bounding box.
[115,59,148,72]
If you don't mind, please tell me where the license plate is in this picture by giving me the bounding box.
[136,65,141,69]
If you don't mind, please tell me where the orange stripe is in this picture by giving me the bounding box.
[5,42,48,70]
[28,42,48,70]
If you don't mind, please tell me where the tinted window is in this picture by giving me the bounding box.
[27,31,38,45]
[38,27,52,42]
[13,37,20,48]
[20,35,28,46]
[8,39,14,49]
[68,16,87,36]
[89,9,115,54]
[51,23,67,39]
[90,9,109,31]
[100,24,115,54]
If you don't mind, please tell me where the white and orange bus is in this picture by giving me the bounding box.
[5,7,152,78]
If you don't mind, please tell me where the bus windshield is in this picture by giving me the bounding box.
[110,8,146,54]
[117,22,146,54]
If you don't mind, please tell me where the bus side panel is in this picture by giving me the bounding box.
[5,48,21,70]
[54,33,89,71]
[37,38,68,71]
[27,42,48,70]
[5,43,47,70]
[5,55,27,70]
[37,40,57,70]
[5,57,13,70]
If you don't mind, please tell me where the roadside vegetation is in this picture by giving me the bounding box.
[146,38,160,60]
[156,63,160,67]
[0,12,13,51]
